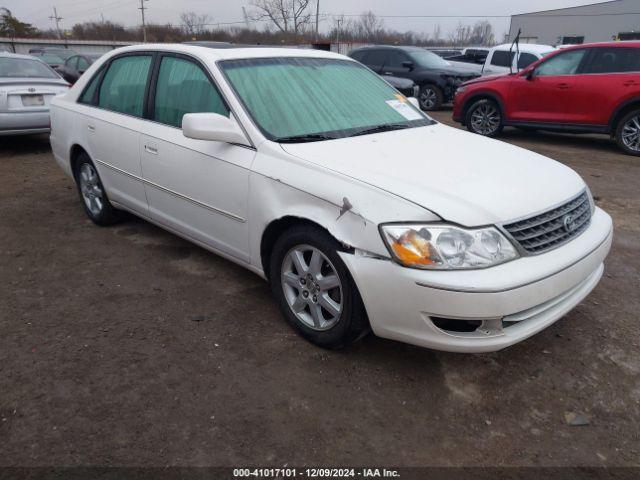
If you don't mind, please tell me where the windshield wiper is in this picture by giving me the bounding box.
[277,133,336,143]
[348,123,411,138]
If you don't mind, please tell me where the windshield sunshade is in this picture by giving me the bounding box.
[220,57,433,142]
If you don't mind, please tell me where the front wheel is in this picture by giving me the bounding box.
[269,225,369,349]
[616,110,640,156]
[418,85,443,111]
[465,98,504,137]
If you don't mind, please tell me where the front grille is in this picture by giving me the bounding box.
[503,191,591,255]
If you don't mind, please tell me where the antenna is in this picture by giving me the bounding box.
[49,6,63,39]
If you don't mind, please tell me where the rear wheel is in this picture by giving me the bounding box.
[74,153,124,225]
[465,98,504,137]
[269,225,369,349]
[418,84,443,111]
[616,110,640,156]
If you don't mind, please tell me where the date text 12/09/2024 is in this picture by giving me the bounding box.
[233,468,400,478]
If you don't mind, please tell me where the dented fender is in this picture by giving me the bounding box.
[248,143,440,277]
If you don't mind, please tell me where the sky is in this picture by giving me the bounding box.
[4,0,615,40]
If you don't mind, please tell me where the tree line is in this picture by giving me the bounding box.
[0,5,497,47]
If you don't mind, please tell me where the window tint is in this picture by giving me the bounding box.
[518,53,538,69]
[98,55,151,116]
[584,48,640,74]
[536,49,586,76]
[77,56,90,71]
[350,50,366,62]
[79,70,102,104]
[153,56,228,128]
[64,56,77,68]
[491,50,514,67]
[386,50,410,68]
[366,50,388,66]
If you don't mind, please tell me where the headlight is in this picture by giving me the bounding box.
[380,224,519,270]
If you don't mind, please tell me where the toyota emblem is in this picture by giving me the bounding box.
[563,214,576,233]
[28,87,36,93]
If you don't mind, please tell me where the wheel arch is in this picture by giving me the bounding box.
[460,91,506,125]
[69,143,89,178]
[260,216,353,281]
[609,98,640,137]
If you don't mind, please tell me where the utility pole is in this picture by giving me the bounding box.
[138,0,149,43]
[49,6,63,40]
[315,0,320,38]
[335,17,343,45]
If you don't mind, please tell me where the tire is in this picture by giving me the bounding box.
[269,225,369,349]
[73,152,124,226]
[418,84,443,111]
[465,98,504,137]
[615,110,640,156]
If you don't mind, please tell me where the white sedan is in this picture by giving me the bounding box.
[49,45,612,353]
[0,52,69,135]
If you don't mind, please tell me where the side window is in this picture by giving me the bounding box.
[584,48,640,74]
[64,56,77,68]
[518,53,538,70]
[98,55,152,117]
[79,69,103,105]
[153,56,229,128]
[386,51,411,68]
[366,50,388,67]
[77,56,90,71]
[350,51,366,63]
[535,49,586,76]
[491,50,514,67]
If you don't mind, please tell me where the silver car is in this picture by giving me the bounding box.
[0,52,69,136]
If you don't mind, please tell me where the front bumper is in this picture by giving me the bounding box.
[340,207,613,353]
[0,111,50,136]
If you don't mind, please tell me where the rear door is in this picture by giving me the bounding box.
[78,53,153,216]
[360,49,388,74]
[507,48,587,124]
[381,49,413,78]
[139,53,254,261]
[569,47,640,126]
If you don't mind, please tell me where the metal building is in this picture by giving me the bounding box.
[508,0,640,46]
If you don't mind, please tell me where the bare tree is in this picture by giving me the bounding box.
[470,20,495,45]
[249,0,312,35]
[180,11,211,37]
[432,23,442,42]
[356,11,383,41]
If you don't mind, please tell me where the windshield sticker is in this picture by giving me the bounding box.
[386,99,423,121]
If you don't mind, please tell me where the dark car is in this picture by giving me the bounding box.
[383,75,419,98]
[57,53,103,84]
[30,52,67,70]
[349,45,480,110]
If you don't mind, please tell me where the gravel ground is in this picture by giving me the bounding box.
[1,111,639,468]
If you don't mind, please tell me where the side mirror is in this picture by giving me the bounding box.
[525,69,535,80]
[402,61,414,71]
[182,113,250,146]
[408,97,420,109]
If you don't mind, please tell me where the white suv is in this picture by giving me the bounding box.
[49,44,612,353]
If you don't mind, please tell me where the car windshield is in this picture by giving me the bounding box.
[0,57,59,78]
[220,57,433,142]
[407,50,452,69]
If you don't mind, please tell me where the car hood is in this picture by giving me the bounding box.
[280,124,585,226]
[423,65,479,77]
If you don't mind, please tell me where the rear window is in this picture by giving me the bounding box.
[490,50,514,67]
[518,53,539,69]
[0,57,59,78]
[584,47,640,74]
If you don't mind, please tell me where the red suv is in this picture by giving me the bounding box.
[453,42,640,156]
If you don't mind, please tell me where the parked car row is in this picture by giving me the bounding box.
[453,41,640,156]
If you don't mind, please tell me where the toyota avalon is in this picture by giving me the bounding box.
[49,45,613,353]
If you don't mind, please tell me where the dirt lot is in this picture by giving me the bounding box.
[1,111,639,469]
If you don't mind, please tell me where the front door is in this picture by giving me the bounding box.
[507,48,587,124]
[140,54,254,262]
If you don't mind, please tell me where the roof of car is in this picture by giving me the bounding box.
[557,40,640,49]
[492,43,556,53]
[0,52,47,61]
[101,44,348,62]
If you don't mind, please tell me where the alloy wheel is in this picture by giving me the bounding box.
[621,115,640,152]
[419,88,437,110]
[281,245,343,331]
[470,103,501,135]
[79,163,104,216]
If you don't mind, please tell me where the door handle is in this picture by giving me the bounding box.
[87,125,95,132]
[623,80,639,87]
[144,145,158,155]
[557,83,571,89]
